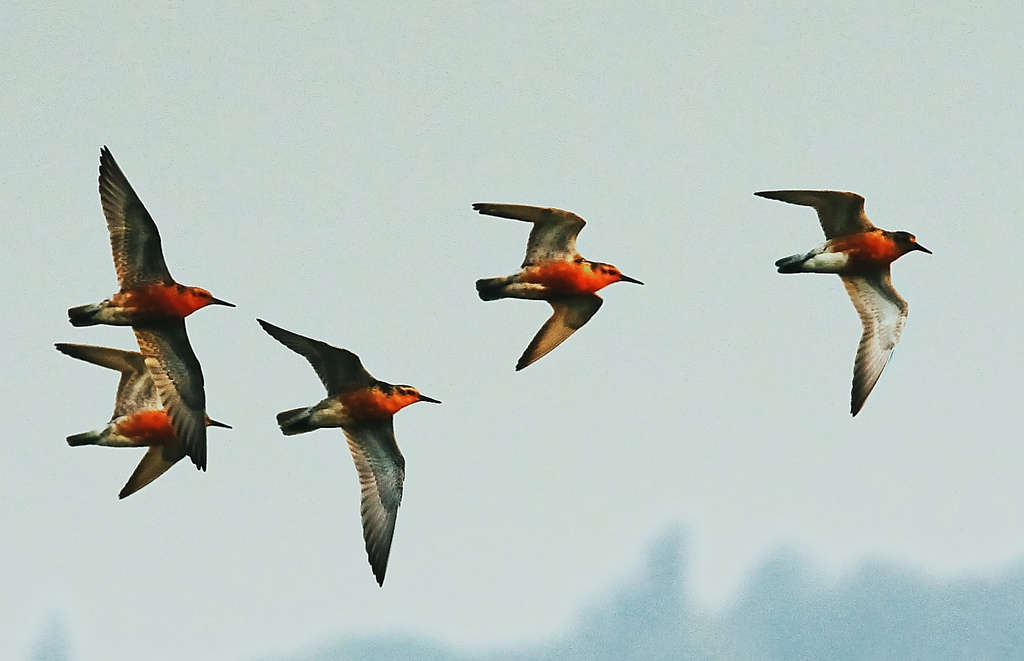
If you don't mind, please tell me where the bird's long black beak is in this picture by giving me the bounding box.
[207,417,232,429]
[619,274,644,285]
[418,394,442,404]
[913,243,933,254]
[211,297,236,307]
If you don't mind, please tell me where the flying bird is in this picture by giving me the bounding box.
[257,319,440,587]
[756,189,931,415]
[68,146,234,470]
[55,343,230,499]
[473,203,643,370]
[68,146,234,327]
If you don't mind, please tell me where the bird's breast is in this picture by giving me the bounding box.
[521,261,607,294]
[117,284,203,318]
[113,409,176,445]
[830,232,902,267]
[338,388,401,421]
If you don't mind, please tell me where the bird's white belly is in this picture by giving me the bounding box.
[800,250,850,273]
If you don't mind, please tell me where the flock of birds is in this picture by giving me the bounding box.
[57,147,931,586]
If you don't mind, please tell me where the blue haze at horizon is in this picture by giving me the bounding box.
[30,530,1024,660]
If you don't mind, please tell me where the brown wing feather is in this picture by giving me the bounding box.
[473,203,586,265]
[98,147,173,288]
[118,444,186,499]
[257,319,374,395]
[516,295,603,370]
[755,190,875,239]
[342,420,406,587]
[133,322,208,470]
[841,272,908,416]
[55,343,158,417]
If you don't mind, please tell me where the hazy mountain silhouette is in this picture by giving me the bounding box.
[28,615,73,661]
[28,531,1024,660]
[269,529,1024,661]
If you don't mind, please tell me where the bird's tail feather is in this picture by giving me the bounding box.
[67,304,100,327]
[775,253,806,274]
[475,277,512,301]
[67,431,101,446]
[276,407,315,435]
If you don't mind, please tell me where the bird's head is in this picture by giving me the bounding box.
[892,231,932,255]
[389,385,441,412]
[592,262,644,286]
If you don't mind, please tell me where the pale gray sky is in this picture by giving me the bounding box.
[4,2,1024,660]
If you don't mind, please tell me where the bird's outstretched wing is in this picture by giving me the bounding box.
[473,203,587,265]
[119,444,187,499]
[841,271,908,416]
[343,419,406,586]
[54,343,157,418]
[99,146,174,289]
[134,321,207,469]
[516,294,603,370]
[258,319,374,395]
[756,190,875,239]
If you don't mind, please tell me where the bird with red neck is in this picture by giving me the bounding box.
[55,343,230,498]
[258,319,440,587]
[757,189,931,415]
[473,203,643,370]
[68,146,234,327]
